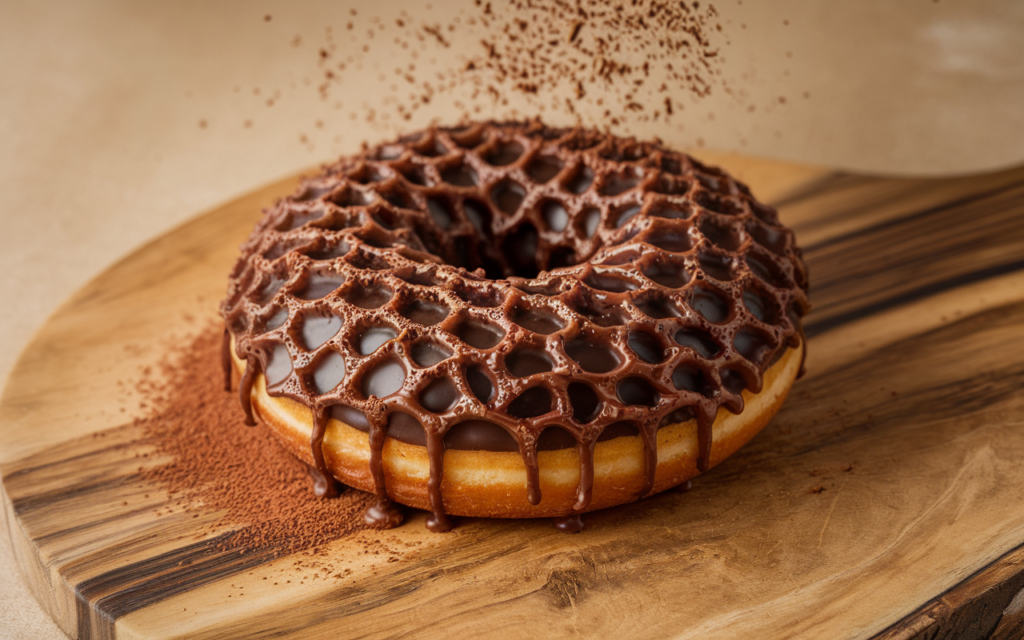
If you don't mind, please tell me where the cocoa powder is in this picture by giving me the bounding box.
[137,326,375,557]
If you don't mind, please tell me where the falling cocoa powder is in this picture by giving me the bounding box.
[137,326,376,556]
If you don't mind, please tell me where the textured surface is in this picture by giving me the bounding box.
[221,123,809,525]
[4,157,1024,639]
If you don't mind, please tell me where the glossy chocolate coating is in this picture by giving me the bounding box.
[221,121,810,531]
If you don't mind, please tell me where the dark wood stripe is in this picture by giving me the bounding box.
[805,258,1024,338]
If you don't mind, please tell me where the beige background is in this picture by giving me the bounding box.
[1,1,1022,637]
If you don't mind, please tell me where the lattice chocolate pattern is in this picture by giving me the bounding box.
[220,121,810,532]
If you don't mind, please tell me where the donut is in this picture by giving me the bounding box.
[220,121,810,532]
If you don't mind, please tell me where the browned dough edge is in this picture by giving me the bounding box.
[230,341,802,518]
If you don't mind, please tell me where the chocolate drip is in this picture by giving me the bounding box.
[221,329,232,392]
[364,497,404,528]
[520,439,542,505]
[220,122,810,531]
[309,407,340,498]
[239,354,257,427]
[574,439,596,511]
[695,403,716,473]
[424,431,453,532]
[553,513,585,533]
[639,422,658,498]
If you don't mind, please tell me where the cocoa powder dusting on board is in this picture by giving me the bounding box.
[136,326,376,556]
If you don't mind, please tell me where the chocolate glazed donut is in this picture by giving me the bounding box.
[220,121,810,532]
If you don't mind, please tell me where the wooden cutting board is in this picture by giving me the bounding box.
[3,154,1024,640]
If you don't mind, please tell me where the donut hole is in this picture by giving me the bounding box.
[357,326,398,355]
[565,165,595,194]
[672,364,713,396]
[440,162,479,187]
[387,412,426,446]
[509,304,565,334]
[549,247,576,270]
[527,154,564,183]
[541,200,569,232]
[721,368,748,394]
[444,420,517,451]
[627,331,667,364]
[362,359,406,398]
[259,275,287,304]
[565,339,621,373]
[261,307,289,333]
[648,203,693,220]
[419,378,460,412]
[698,218,745,251]
[343,281,393,309]
[486,141,524,166]
[689,286,731,323]
[307,240,350,261]
[491,179,527,215]
[311,351,346,394]
[331,404,370,430]
[372,144,404,161]
[463,198,492,235]
[265,344,293,390]
[746,220,789,255]
[674,327,722,358]
[641,256,690,288]
[453,318,506,349]
[399,298,450,326]
[733,327,775,365]
[613,204,643,228]
[507,386,553,419]
[465,365,495,403]
[568,383,601,423]
[297,273,346,300]
[300,313,342,350]
[617,377,659,407]
[698,251,736,281]
[502,222,540,278]
[633,293,683,319]
[746,250,791,288]
[410,340,453,367]
[695,191,744,216]
[514,280,563,297]
[505,348,553,377]
[584,269,640,293]
[580,207,602,238]
[426,196,455,230]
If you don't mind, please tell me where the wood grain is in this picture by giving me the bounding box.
[3,156,1024,639]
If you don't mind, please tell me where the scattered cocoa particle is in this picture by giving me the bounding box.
[811,486,826,494]
[137,326,374,557]
[198,119,207,129]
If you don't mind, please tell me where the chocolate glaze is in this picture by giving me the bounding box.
[220,121,810,532]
